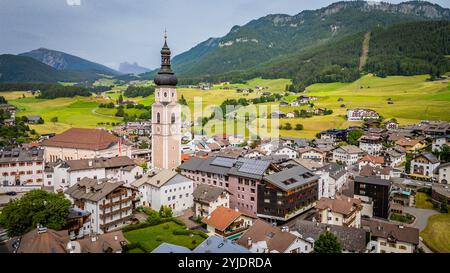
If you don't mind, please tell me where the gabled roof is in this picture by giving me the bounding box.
[64,156,135,171]
[132,170,190,188]
[193,184,229,204]
[152,243,192,253]
[360,155,385,165]
[202,206,254,231]
[17,228,70,253]
[77,231,127,253]
[334,145,364,154]
[413,153,439,164]
[395,138,421,147]
[319,163,347,180]
[298,147,326,155]
[65,178,126,202]
[236,219,297,253]
[41,128,119,151]
[193,235,250,253]
[362,219,419,245]
[293,220,368,253]
[359,165,392,177]
[315,195,361,216]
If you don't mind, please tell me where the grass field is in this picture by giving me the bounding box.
[420,213,450,253]
[3,74,449,137]
[123,221,205,252]
[9,95,122,134]
[415,192,434,210]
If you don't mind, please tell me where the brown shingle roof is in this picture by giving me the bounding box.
[395,138,421,147]
[65,178,126,202]
[78,231,128,253]
[315,195,361,216]
[362,219,419,245]
[236,219,297,253]
[41,128,119,150]
[65,156,135,171]
[17,228,70,253]
[193,184,229,204]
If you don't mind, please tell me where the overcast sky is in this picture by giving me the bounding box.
[0,0,448,70]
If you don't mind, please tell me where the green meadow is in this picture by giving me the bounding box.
[3,74,449,138]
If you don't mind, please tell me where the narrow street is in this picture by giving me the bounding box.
[403,206,439,253]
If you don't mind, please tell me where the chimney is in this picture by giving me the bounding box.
[247,237,252,247]
[114,235,118,241]
[88,160,93,167]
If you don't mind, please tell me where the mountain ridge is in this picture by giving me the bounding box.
[169,1,450,79]
[20,48,121,76]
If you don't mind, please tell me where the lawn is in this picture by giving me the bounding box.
[9,94,122,134]
[415,192,434,210]
[123,221,205,252]
[3,74,449,138]
[420,213,450,253]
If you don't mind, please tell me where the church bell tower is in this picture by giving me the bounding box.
[151,32,181,171]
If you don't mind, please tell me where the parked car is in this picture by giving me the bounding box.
[5,192,17,196]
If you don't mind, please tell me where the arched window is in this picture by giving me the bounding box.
[171,113,176,124]
[164,92,167,98]
[157,112,161,123]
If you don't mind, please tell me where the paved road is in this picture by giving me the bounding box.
[403,207,438,232]
[403,206,439,253]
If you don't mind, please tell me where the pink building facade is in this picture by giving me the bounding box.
[180,157,270,217]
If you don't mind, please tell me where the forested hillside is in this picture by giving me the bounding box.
[170,1,450,80]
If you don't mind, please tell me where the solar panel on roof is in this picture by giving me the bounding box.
[238,160,270,175]
[210,157,236,168]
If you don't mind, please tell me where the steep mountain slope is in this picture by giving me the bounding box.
[171,1,450,78]
[0,54,109,83]
[20,48,120,76]
[247,20,450,91]
[0,54,67,83]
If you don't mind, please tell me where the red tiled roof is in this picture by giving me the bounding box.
[202,206,243,231]
[41,128,119,151]
[360,155,385,165]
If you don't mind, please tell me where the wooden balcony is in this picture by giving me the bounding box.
[100,196,134,209]
[100,205,133,219]
[215,226,249,238]
[100,215,133,231]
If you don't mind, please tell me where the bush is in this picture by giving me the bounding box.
[123,242,146,253]
[171,218,186,227]
[173,229,191,236]
[418,187,432,195]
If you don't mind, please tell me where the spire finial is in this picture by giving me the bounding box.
[164,29,167,41]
